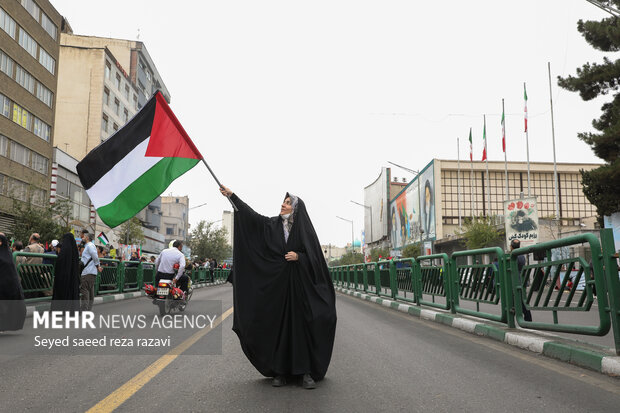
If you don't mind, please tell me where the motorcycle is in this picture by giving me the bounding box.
[144,267,193,316]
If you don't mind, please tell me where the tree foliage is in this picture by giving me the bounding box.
[369,247,390,262]
[558,9,620,216]
[330,251,365,267]
[456,215,501,250]
[401,243,421,258]
[10,199,71,244]
[187,220,231,262]
[118,217,145,245]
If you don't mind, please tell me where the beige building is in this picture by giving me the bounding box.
[160,196,189,246]
[0,0,62,232]
[222,210,234,247]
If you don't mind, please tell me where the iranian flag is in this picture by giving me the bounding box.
[481,118,487,161]
[468,128,473,161]
[77,91,202,228]
[524,83,528,132]
[501,106,506,152]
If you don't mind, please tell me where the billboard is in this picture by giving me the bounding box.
[363,167,389,244]
[389,161,436,249]
[504,197,539,247]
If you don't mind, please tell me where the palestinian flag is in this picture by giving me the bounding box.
[97,232,109,245]
[77,91,202,228]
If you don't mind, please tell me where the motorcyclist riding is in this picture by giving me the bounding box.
[154,240,189,294]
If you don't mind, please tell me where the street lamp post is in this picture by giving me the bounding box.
[336,216,354,253]
[350,201,372,246]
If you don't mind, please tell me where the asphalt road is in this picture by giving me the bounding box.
[1,284,619,412]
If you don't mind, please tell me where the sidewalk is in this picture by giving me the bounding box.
[336,286,620,378]
[24,280,228,317]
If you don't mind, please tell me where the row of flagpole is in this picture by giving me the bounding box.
[456,63,560,228]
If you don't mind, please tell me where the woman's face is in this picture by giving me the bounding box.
[281,197,293,215]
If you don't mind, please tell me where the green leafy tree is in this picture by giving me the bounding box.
[118,217,145,245]
[10,199,70,244]
[369,247,390,262]
[330,251,365,266]
[558,8,620,217]
[456,215,501,250]
[187,220,232,262]
[401,243,421,258]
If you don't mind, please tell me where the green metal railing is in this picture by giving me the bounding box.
[13,252,229,301]
[329,228,620,355]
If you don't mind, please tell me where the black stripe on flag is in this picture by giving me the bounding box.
[77,94,157,190]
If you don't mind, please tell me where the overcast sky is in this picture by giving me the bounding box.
[52,0,611,247]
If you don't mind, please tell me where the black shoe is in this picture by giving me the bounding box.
[272,376,286,387]
[302,373,316,389]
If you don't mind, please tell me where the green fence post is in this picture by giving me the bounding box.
[118,262,125,293]
[502,255,516,328]
[374,262,381,296]
[362,264,368,292]
[601,228,620,355]
[95,267,101,295]
[137,263,144,290]
[446,257,457,314]
[389,260,397,299]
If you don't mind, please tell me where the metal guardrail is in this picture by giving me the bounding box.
[329,228,620,355]
[12,252,231,301]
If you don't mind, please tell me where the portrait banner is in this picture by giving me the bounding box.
[504,197,539,247]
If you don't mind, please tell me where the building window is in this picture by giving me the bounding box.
[166,227,174,235]
[8,178,27,201]
[133,94,138,110]
[12,103,33,131]
[15,65,35,93]
[113,123,118,132]
[31,151,48,174]
[20,0,40,22]
[0,135,7,157]
[124,84,129,100]
[31,187,46,206]
[0,8,16,39]
[0,92,11,117]
[33,117,50,141]
[105,61,111,79]
[36,81,53,107]
[102,114,108,133]
[18,28,37,59]
[115,73,121,89]
[38,47,55,74]
[114,98,120,116]
[40,12,56,40]
[123,108,129,123]
[0,51,14,77]
[103,87,110,106]
[10,141,30,167]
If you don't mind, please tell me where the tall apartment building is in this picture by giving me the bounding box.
[0,0,62,232]
[160,196,189,247]
[52,33,169,244]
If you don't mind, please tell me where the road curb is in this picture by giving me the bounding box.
[335,286,620,378]
[25,280,228,318]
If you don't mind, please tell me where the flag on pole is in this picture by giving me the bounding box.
[501,106,506,153]
[524,83,528,132]
[77,91,202,228]
[482,119,487,161]
[97,231,109,245]
[469,128,473,161]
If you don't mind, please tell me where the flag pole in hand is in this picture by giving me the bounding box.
[200,158,238,211]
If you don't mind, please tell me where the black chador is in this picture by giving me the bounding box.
[51,233,81,312]
[0,234,26,331]
[230,193,337,380]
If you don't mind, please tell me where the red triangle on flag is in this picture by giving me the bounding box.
[145,93,202,159]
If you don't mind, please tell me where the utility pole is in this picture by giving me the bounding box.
[585,0,620,17]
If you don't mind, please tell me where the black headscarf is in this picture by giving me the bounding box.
[51,233,81,311]
[0,234,26,331]
[230,192,337,380]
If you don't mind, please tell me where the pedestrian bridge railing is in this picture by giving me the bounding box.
[13,252,230,301]
[330,228,620,355]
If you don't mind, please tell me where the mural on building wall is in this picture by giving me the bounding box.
[389,162,436,249]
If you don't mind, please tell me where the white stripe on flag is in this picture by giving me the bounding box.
[86,138,163,208]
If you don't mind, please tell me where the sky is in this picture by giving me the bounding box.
[51,0,613,247]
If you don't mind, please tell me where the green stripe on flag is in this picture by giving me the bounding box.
[97,157,199,227]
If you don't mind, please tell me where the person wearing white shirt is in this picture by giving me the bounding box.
[80,230,102,311]
[154,240,187,292]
